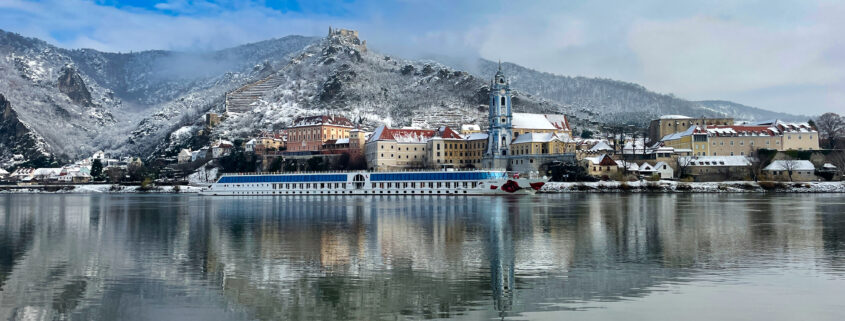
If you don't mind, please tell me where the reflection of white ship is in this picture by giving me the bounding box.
[200,170,547,196]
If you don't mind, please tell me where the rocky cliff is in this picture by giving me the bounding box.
[0,94,49,163]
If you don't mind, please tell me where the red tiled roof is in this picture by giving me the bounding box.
[598,155,618,166]
[435,126,463,139]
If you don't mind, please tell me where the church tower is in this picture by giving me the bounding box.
[486,62,513,158]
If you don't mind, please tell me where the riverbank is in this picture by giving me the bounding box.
[541,181,845,193]
[0,184,204,193]
[3,181,843,194]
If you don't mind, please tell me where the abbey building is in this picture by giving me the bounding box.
[482,64,575,172]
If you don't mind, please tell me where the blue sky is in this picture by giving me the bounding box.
[1,0,843,115]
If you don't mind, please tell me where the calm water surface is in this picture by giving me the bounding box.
[1,193,844,320]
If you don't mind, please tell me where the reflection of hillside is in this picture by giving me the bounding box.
[0,194,842,320]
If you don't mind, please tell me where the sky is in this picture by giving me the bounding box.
[1,0,843,115]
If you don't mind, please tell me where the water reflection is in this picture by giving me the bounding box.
[0,193,844,320]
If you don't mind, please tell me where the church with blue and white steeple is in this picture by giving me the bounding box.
[484,62,514,168]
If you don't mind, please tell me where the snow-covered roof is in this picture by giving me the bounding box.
[213,140,233,148]
[660,125,698,141]
[543,114,570,131]
[511,132,560,144]
[11,168,35,176]
[622,141,647,154]
[335,138,350,144]
[705,125,777,136]
[33,168,62,176]
[753,120,817,133]
[512,113,570,131]
[823,163,837,169]
[588,141,613,151]
[584,154,617,166]
[558,133,576,143]
[659,115,692,119]
[368,125,437,143]
[244,139,256,145]
[461,124,480,131]
[618,162,640,171]
[679,156,751,167]
[0,168,8,175]
[465,133,488,141]
[639,163,656,172]
[764,160,816,171]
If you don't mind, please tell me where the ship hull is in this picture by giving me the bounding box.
[199,171,547,196]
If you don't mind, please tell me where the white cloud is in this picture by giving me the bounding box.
[0,0,344,52]
[0,0,841,114]
[628,15,838,95]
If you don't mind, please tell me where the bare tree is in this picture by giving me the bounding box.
[780,158,799,182]
[749,149,775,182]
[617,157,634,177]
[829,151,845,179]
[815,113,845,149]
[675,156,693,179]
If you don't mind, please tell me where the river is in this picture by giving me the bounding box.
[1,194,844,320]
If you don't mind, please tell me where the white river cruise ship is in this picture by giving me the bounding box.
[200,170,547,196]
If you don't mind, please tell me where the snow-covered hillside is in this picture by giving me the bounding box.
[445,59,807,125]
[195,29,563,147]
[1,27,808,164]
[0,29,317,163]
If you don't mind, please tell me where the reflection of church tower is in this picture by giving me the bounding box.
[486,62,513,158]
[487,198,515,316]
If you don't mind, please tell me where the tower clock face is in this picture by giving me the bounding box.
[499,89,505,95]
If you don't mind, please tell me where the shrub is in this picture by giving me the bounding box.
[645,182,662,191]
[680,177,695,183]
[139,177,154,192]
[676,183,692,191]
[759,181,788,190]
[620,182,633,192]
[575,183,594,191]
[737,182,757,190]
[718,184,729,191]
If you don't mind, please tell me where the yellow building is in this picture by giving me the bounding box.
[348,129,369,155]
[365,125,434,171]
[463,133,488,168]
[511,113,572,138]
[287,115,355,152]
[660,122,820,157]
[510,132,576,156]
[582,154,619,177]
[425,127,467,168]
[648,115,733,143]
[460,124,481,135]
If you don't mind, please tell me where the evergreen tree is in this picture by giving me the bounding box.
[91,159,103,180]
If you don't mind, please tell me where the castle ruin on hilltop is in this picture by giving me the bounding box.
[328,26,367,52]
